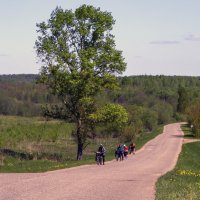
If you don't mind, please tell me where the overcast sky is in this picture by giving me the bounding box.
[0,0,200,76]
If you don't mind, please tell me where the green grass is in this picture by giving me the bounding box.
[181,123,195,138]
[0,115,164,173]
[0,156,97,173]
[155,125,200,200]
[135,125,163,150]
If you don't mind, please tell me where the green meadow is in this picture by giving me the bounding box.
[156,125,200,200]
[0,115,163,172]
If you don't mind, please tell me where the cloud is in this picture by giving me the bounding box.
[185,34,200,41]
[150,40,180,45]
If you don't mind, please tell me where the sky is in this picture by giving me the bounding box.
[0,0,200,76]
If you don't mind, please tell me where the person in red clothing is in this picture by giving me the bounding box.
[123,144,129,159]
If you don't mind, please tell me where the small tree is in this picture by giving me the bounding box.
[90,103,128,136]
[186,103,200,137]
[142,109,158,131]
[152,102,173,124]
[35,5,126,160]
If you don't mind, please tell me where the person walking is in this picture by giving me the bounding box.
[129,143,136,154]
[115,144,124,161]
[98,144,106,165]
[123,144,129,159]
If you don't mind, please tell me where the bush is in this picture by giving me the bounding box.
[186,103,200,138]
[152,102,173,124]
[142,110,158,131]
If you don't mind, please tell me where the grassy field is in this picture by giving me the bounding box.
[155,124,200,200]
[0,115,163,173]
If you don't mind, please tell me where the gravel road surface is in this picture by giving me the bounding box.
[0,123,184,200]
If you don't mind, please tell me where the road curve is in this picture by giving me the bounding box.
[0,123,184,200]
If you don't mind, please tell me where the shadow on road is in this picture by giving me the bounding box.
[171,135,184,138]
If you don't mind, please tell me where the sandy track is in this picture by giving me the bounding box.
[183,138,200,144]
[0,123,184,200]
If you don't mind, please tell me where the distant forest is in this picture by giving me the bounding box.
[0,74,58,116]
[0,74,200,135]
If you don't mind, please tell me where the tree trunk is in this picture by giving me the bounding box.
[77,142,83,160]
[76,119,83,160]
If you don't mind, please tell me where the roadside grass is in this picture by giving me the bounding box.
[181,123,195,138]
[135,125,163,151]
[0,115,163,173]
[155,124,200,200]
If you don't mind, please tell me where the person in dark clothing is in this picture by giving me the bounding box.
[115,144,124,161]
[129,143,136,154]
[98,144,106,165]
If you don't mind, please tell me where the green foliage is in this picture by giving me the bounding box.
[186,102,200,137]
[89,103,128,137]
[90,103,128,126]
[142,109,158,131]
[177,86,190,113]
[41,104,70,120]
[0,75,57,117]
[152,102,173,124]
[121,124,136,142]
[156,141,200,200]
[36,5,126,99]
[1,75,200,126]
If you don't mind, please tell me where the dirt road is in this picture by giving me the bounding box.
[0,123,184,200]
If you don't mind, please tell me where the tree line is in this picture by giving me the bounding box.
[0,74,57,116]
[0,74,200,128]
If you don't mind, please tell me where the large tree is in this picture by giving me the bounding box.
[35,5,127,160]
